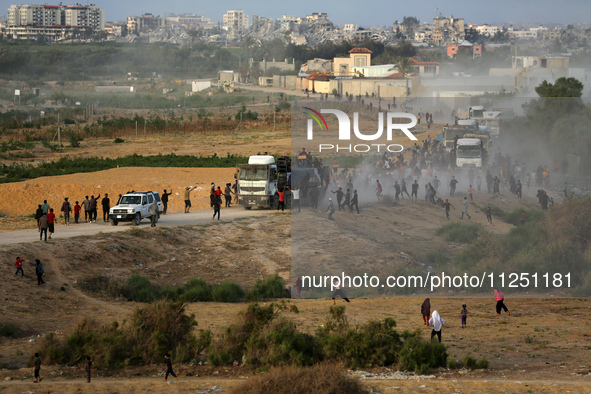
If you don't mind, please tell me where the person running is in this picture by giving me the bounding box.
[15,256,24,277]
[161,189,172,214]
[394,181,401,202]
[350,189,359,214]
[411,180,419,202]
[401,179,411,199]
[375,180,383,201]
[449,176,458,196]
[164,353,178,383]
[275,186,285,212]
[74,201,81,224]
[101,194,110,222]
[33,352,42,383]
[443,199,455,220]
[429,310,445,343]
[342,188,351,211]
[85,355,92,383]
[468,185,474,201]
[35,204,44,232]
[39,213,49,242]
[461,304,468,328]
[486,206,493,224]
[184,186,196,213]
[331,278,350,305]
[326,198,335,220]
[421,298,431,326]
[460,197,471,220]
[30,259,44,285]
[212,193,221,220]
[47,208,56,239]
[494,288,509,315]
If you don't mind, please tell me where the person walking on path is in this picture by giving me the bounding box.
[149,201,158,227]
[161,189,172,214]
[184,186,196,213]
[421,298,431,325]
[411,180,419,202]
[461,304,468,328]
[82,196,91,223]
[212,193,221,220]
[326,198,335,220]
[41,200,49,215]
[164,353,178,383]
[89,195,100,222]
[85,355,92,383]
[331,278,350,305]
[101,194,110,222]
[429,311,445,343]
[15,256,24,277]
[224,183,232,208]
[494,289,509,315]
[61,198,72,225]
[74,201,81,224]
[35,205,43,232]
[486,206,493,224]
[30,259,44,285]
[47,208,56,239]
[460,197,471,220]
[33,353,42,383]
[331,187,344,211]
[39,213,49,242]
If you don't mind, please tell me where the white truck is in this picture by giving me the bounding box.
[236,155,279,209]
[109,191,162,226]
[456,138,484,168]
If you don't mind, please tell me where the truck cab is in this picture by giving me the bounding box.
[456,138,483,168]
[237,155,278,209]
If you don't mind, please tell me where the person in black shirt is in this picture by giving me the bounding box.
[164,353,178,382]
[101,194,110,222]
[35,204,44,232]
[85,355,92,383]
[162,189,172,214]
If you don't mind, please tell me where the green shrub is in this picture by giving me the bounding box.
[476,358,488,369]
[68,132,82,148]
[435,222,482,243]
[246,274,286,301]
[126,274,156,302]
[504,208,545,226]
[398,330,447,374]
[462,355,488,369]
[425,250,449,268]
[212,282,245,303]
[317,306,403,368]
[488,205,506,218]
[182,278,212,302]
[0,323,18,338]
[524,335,533,344]
[447,358,462,369]
[114,137,125,143]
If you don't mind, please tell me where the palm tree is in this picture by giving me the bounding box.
[389,57,413,96]
[188,29,199,50]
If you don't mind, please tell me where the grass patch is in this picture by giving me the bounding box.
[435,222,483,243]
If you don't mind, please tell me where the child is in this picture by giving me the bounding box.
[429,310,445,343]
[486,206,492,224]
[85,355,92,383]
[74,201,81,224]
[468,185,474,200]
[461,304,468,328]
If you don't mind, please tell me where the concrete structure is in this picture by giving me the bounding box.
[127,13,165,34]
[490,55,570,93]
[475,24,499,37]
[306,13,329,22]
[409,58,440,77]
[192,80,212,92]
[447,44,482,59]
[510,29,538,40]
[333,47,372,76]
[223,9,248,31]
[433,16,465,45]
[7,3,104,32]
[258,58,296,73]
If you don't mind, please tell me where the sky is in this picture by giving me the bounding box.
[1,0,590,27]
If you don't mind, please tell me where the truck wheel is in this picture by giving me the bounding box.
[110,218,118,226]
[134,213,141,226]
[244,207,252,210]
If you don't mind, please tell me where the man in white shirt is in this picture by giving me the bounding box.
[287,185,301,212]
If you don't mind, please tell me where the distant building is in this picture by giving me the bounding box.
[127,13,165,34]
[433,16,465,45]
[447,44,482,59]
[277,14,302,27]
[343,24,358,32]
[306,13,329,22]
[223,9,248,31]
[476,24,499,37]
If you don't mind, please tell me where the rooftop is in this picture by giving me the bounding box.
[348,47,373,54]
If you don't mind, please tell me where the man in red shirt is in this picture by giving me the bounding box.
[215,186,223,198]
[15,257,24,277]
[275,186,285,212]
[47,208,56,240]
[74,201,81,224]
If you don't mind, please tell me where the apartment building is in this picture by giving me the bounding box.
[223,9,248,31]
[8,4,103,30]
[127,13,166,34]
[433,16,465,45]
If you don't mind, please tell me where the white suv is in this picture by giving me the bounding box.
[109,191,163,226]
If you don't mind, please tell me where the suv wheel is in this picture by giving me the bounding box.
[134,213,141,226]
[110,217,118,226]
